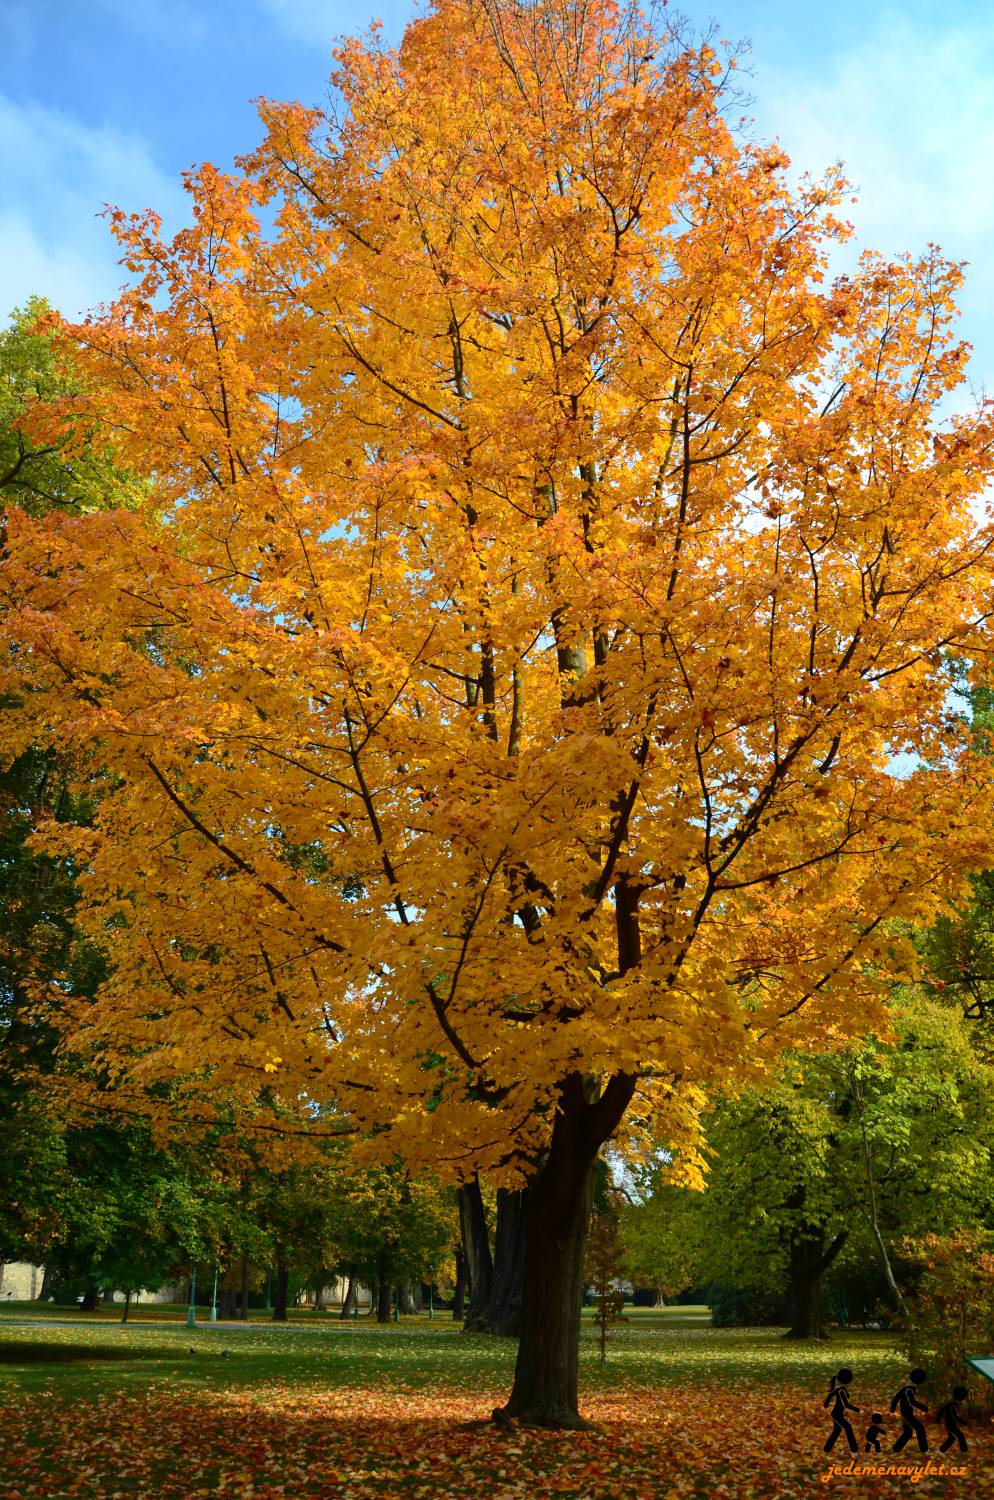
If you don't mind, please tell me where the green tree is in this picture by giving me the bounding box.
[628,1000,993,1338]
[324,1164,457,1324]
[620,1181,706,1307]
[0,298,142,516]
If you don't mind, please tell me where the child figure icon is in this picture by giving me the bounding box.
[864,1413,886,1452]
[937,1387,969,1454]
[823,1368,860,1454]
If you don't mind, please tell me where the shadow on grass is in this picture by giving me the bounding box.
[0,1341,174,1365]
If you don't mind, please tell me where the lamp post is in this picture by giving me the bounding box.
[210,1266,219,1323]
[186,1265,197,1329]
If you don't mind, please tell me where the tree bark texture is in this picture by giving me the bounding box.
[239,1254,250,1321]
[272,1260,289,1322]
[500,1068,635,1427]
[785,1226,848,1339]
[340,1274,357,1319]
[376,1269,392,1324]
[458,1175,494,1331]
[489,1187,528,1337]
[452,1250,466,1320]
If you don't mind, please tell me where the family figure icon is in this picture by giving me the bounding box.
[822,1368,969,1455]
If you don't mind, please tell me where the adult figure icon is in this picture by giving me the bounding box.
[891,1368,929,1453]
[823,1368,860,1454]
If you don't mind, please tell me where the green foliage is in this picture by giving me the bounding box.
[624,1001,994,1325]
[39,1122,226,1303]
[705,1281,788,1329]
[322,1162,457,1289]
[620,1181,706,1302]
[0,298,143,517]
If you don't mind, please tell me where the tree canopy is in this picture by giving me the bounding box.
[3,0,994,1424]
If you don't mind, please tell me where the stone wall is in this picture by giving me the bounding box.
[0,1262,43,1300]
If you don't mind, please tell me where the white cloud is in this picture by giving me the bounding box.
[0,96,187,321]
[256,0,355,49]
[751,10,994,393]
[93,0,210,43]
[255,0,411,50]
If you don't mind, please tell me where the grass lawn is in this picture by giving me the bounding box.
[0,1307,990,1497]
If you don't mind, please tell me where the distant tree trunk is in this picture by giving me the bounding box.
[314,1279,325,1311]
[218,1284,237,1320]
[488,1187,528,1337]
[37,1267,52,1301]
[272,1259,289,1323]
[856,1106,910,1328]
[452,1250,466,1320]
[399,1282,419,1314]
[120,1289,131,1323]
[376,1268,392,1323]
[458,1175,493,1332]
[785,1225,848,1340]
[340,1275,357,1319]
[80,1286,99,1312]
[239,1255,250,1321]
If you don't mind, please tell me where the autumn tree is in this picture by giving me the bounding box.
[4,0,994,1425]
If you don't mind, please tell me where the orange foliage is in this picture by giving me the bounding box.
[3,0,994,1177]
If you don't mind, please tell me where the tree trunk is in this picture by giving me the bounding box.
[785,1226,848,1339]
[458,1175,494,1332]
[502,1148,593,1426]
[37,1267,52,1301]
[489,1187,528,1337]
[272,1260,289,1323]
[376,1269,392,1324]
[399,1281,419,1314]
[80,1285,99,1312]
[452,1250,466,1320]
[120,1289,131,1323]
[499,1068,635,1428]
[340,1274,357,1320]
[499,891,640,1424]
[239,1255,250,1321]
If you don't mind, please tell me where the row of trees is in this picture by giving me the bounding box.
[4,0,994,1425]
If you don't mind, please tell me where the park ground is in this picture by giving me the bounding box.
[0,1307,991,1498]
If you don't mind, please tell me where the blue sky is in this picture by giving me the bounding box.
[2,0,993,399]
